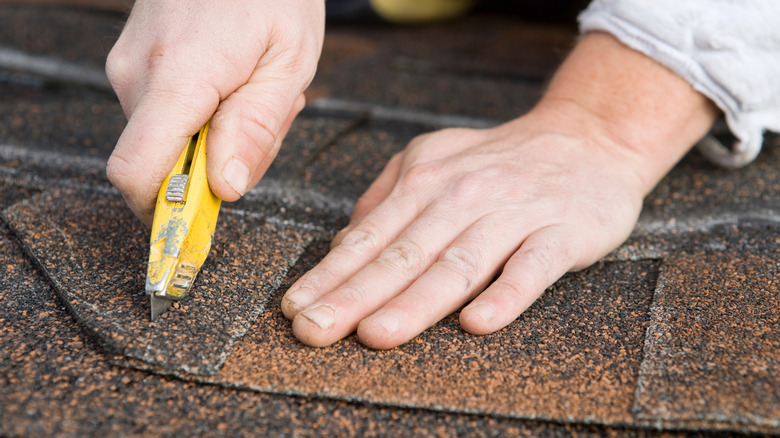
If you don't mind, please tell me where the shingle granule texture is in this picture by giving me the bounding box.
[635,251,780,431]
[3,188,314,375]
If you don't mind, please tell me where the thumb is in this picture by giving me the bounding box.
[106,87,219,226]
[206,62,310,202]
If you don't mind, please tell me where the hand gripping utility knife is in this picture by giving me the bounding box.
[145,122,222,320]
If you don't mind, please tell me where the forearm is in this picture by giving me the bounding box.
[534,31,719,195]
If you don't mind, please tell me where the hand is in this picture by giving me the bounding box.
[281,105,646,348]
[105,0,325,224]
[280,32,717,349]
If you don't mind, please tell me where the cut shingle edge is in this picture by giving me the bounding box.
[2,186,315,375]
[633,251,780,434]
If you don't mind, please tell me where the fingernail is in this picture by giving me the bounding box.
[300,304,336,330]
[467,302,494,322]
[370,310,399,334]
[284,286,318,313]
[222,157,250,196]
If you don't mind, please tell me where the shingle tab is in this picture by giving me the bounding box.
[3,188,314,375]
[635,251,780,433]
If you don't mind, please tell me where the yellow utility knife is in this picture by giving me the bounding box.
[145,122,222,320]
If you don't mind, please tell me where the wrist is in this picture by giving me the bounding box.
[534,32,718,195]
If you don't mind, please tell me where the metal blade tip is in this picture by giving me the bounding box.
[150,295,174,320]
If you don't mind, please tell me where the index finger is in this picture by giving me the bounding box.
[106,86,219,225]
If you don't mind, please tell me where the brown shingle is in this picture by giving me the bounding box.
[0,3,122,68]
[2,2,779,435]
[634,251,780,433]
[2,226,680,437]
[3,188,314,375]
[107,239,658,427]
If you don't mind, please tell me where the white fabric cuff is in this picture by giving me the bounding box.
[579,0,780,168]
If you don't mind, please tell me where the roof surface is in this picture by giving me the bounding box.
[0,2,778,437]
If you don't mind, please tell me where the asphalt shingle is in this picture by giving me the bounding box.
[635,251,780,434]
[301,118,430,200]
[0,3,121,68]
[0,84,123,159]
[1,2,779,436]
[311,18,577,121]
[185,253,658,427]
[3,188,313,375]
[2,225,680,437]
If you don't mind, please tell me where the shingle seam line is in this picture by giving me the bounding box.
[0,46,111,91]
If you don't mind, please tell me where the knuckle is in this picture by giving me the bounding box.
[213,105,279,162]
[242,92,287,138]
[449,171,490,201]
[283,51,319,88]
[337,228,382,253]
[438,246,482,288]
[523,245,556,274]
[239,111,279,156]
[495,279,532,304]
[377,152,404,178]
[145,43,179,75]
[410,127,475,151]
[105,44,132,88]
[403,132,439,162]
[375,241,426,275]
[388,152,405,166]
[438,127,475,141]
[105,153,134,190]
[398,162,438,196]
[339,285,370,306]
[406,132,434,151]
[106,153,156,219]
[518,239,570,275]
[268,27,322,87]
